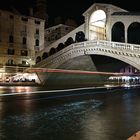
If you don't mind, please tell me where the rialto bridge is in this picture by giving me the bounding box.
[34,3,140,73]
[34,40,140,70]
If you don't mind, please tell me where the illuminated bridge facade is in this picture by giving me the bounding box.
[34,3,140,73]
[35,40,140,70]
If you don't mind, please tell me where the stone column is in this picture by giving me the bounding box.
[85,13,89,40]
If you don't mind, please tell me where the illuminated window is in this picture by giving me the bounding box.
[90,10,106,27]
[89,10,106,40]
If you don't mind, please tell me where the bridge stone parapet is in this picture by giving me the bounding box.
[34,40,140,70]
[36,24,85,57]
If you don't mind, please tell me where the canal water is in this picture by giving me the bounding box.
[0,86,140,140]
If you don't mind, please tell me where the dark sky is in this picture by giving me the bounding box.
[1,0,140,26]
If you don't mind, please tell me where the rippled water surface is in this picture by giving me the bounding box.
[0,86,140,140]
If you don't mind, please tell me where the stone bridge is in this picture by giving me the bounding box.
[34,40,140,70]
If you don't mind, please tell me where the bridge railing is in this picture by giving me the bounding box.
[35,40,140,67]
[71,40,140,53]
[96,40,140,52]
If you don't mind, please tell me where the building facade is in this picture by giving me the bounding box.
[83,3,140,44]
[45,24,75,46]
[0,9,45,68]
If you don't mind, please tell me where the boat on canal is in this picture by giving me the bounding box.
[26,67,140,90]
[0,66,41,86]
[0,66,140,89]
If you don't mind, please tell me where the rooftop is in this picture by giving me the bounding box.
[112,12,140,15]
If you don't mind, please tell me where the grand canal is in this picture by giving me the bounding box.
[0,86,140,140]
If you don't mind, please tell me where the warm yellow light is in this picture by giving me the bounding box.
[90,10,106,27]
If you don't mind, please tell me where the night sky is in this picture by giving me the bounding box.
[1,0,140,26]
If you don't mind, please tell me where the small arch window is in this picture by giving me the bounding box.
[23,37,26,45]
[35,39,39,46]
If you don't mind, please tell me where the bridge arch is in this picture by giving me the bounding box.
[7,59,15,65]
[57,43,65,51]
[89,9,106,40]
[35,41,140,71]
[87,52,138,71]
[128,22,140,45]
[111,22,125,42]
[49,47,56,56]
[64,37,74,47]
[51,50,139,73]
[36,56,41,64]
[75,31,86,42]
[42,52,49,60]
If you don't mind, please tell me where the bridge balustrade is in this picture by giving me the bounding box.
[133,45,140,51]
[35,40,140,69]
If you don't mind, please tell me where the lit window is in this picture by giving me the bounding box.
[90,10,106,27]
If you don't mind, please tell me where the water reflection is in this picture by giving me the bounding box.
[0,86,39,95]
[9,86,32,93]
[0,98,103,140]
[0,87,140,140]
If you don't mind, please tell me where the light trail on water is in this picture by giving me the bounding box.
[25,68,125,76]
